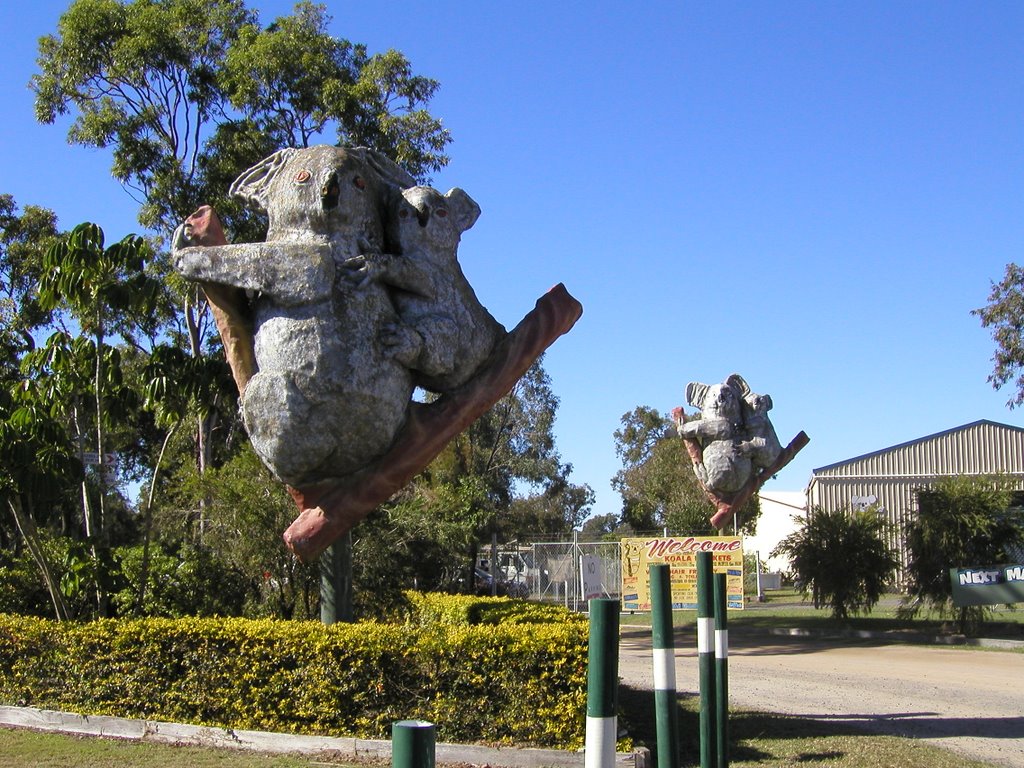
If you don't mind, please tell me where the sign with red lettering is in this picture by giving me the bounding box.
[620,536,744,611]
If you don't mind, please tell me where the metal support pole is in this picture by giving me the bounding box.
[649,564,679,768]
[320,532,353,624]
[392,720,435,768]
[696,551,716,768]
[586,597,620,768]
[714,572,729,768]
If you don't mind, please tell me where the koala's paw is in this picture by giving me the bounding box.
[172,221,194,251]
[380,322,423,368]
[340,254,384,287]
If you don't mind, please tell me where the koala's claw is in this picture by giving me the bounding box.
[341,255,381,287]
[172,222,194,250]
[379,322,423,367]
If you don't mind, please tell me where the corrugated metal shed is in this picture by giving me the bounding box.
[806,420,1024,575]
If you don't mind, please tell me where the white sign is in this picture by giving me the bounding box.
[580,555,607,600]
[81,451,117,467]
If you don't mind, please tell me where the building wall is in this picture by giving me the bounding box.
[745,490,806,573]
[805,420,1024,577]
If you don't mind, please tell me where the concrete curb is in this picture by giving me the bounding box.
[0,706,649,768]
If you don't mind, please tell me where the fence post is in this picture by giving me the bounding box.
[649,563,679,768]
[713,572,729,768]
[696,551,716,768]
[392,720,435,768]
[586,597,620,768]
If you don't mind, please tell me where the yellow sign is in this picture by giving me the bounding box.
[620,536,744,611]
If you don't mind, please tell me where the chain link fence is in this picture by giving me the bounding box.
[477,538,622,611]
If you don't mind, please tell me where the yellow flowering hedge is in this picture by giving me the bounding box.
[0,597,588,748]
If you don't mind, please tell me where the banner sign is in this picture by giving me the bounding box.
[950,564,1024,606]
[620,536,744,611]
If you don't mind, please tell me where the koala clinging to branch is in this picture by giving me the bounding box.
[173,145,423,487]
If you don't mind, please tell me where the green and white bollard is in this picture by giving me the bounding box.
[586,597,620,768]
[696,551,716,768]
[649,563,680,768]
[714,572,729,768]
[392,720,435,768]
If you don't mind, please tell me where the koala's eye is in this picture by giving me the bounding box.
[435,208,448,218]
[398,209,410,219]
[352,176,366,190]
[294,170,311,184]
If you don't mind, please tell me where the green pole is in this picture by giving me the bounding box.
[586,597,620,768]
[650,564,679,768]
[714,572,729,768]
[320,533,353,625]
[392,720,435,768]
[696,551,716,768]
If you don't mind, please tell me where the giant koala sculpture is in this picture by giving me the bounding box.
[172,144,584,561]
[676,374,782,496]
[173,145,426,487]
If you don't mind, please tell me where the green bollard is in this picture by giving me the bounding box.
[714,572,729,768]
[586,597,620,768]
[649,563,680,768]
[392,720,435,768]
[696,551,716,768]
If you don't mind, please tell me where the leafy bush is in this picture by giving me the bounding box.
[773,506,898,620]
[0,595,588,748]
[402,591,584,627]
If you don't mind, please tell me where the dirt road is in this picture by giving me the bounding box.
[617,625,1024,767]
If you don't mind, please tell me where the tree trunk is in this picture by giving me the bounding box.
[8,497,70,621]
[135,426,175,615]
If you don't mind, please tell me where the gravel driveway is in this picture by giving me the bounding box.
[617,624,1024,767]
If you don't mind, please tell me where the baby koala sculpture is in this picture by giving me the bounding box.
[674,374,807,529]
[345,185,506,392]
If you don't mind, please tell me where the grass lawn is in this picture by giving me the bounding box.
[1,711,1002,768]
[0,727,366,767]
[617,686,1002,768]
[622,588,1024,642]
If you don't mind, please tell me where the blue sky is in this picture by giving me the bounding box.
[2,1,1023,523]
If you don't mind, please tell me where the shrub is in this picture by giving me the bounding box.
[0,595,588,748]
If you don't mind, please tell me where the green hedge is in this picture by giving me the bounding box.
[0,600,588,748]
[402,591,588,627]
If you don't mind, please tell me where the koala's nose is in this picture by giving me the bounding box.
[415,207,430,227]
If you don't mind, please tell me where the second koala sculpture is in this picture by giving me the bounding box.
[675,374,806,528]
[345,185,505,393]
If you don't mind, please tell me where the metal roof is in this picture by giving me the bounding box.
[811,419,1024,475]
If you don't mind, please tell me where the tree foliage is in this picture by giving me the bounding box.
[612,406,759,535]
[903,475,1024,633]
[973,263,1024,408]
[773,506,898,620]
[31,0,451,235]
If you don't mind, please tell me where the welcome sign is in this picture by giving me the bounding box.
[950,564,1024,606]
[620,536,744,611]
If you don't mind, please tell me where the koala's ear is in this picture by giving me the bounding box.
[686,382,709,408]
[360,149,417,189]
[444,188,481,233]
[726,374,750,396]
[760,394,774,412]
[229,149,296,211]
